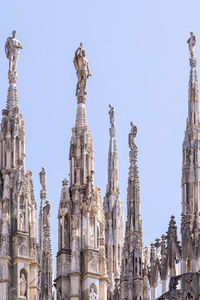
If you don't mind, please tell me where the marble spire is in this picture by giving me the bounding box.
[55,43,108,300]
[187,32,199,127]
[121,122,144,300]
[103,105,124,300]
[38,167,54,300]
[0,31,40,300]
[73,42,91,130]
[181,32,200,273]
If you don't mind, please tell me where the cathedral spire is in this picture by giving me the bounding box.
[181,33,200,274]
[69,43,94,187]
[106,105,120,195]
[187,32,199,127]
[104,105,124,299]
[121,123,144,300]
[0,31,25,171]
[56,44,108,300]
[38,167,54,300]
[182,32,200,217]
[5,30,23,117]
[0,31,40,300]
[127,122,141,232]
[73,42,91,129]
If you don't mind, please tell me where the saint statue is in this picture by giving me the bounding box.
[129,122,137,151]
[39,167,46,191]
[187,32,196,59]
[73,43,91,95]
[108,104,115,128]
[20,273,27,296]
[5,30,23,73]
[90,286,97,300]
[43,202,50,227]
[19,211,25,231]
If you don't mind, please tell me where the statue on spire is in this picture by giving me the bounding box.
[39,167,46,191]
[129,122,137,151]
[5,30,23,73]
[108,104,115,128]
[73,43,91,96]
[187,32,196,59]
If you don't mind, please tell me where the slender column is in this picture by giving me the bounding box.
[17,195,20,230]
[94,214,97,247]
[151,287,156,300]
[2,140,5,169]
[13,138,16,167]
[161,280,167,294]
[62,215,65,249]
[72,157,74,185]
[87,211,90,246]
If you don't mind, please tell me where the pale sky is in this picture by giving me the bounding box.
[0,0,199,290]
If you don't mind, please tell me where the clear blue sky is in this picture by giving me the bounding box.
[0,0,199,280]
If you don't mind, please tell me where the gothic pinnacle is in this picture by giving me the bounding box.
[104,105,124,298]
[121,121,143,300]
[186,32,199,127]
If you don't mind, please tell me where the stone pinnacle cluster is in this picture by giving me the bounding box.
[1,30,200,300]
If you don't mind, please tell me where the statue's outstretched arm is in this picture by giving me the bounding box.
[5,40,9,57]
[17,42,23,49]
[75,47,81,56]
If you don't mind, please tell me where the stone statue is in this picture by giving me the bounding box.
[19,211,25,231]
[187,32,196,59]
[129,122,137,150]
[39,167,46,191]
[3,174,10,200]
[73,43,91,95]
[109,104,115,128]
[5,30,23,73]
[90,286,97,300]
[20,273,27,296]
[43,202,50,227]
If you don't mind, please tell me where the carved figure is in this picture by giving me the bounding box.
[129,122,137,150]
[73,43,91,95]
[19,211,25,231]
[5,30,23,73]
[3,174,10,200]
[43,203,50,227]
[90,285,97,300]
[187,32,196,59]
[109,104,115,128]
[20,273,27,296]
[39,167,46,191]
